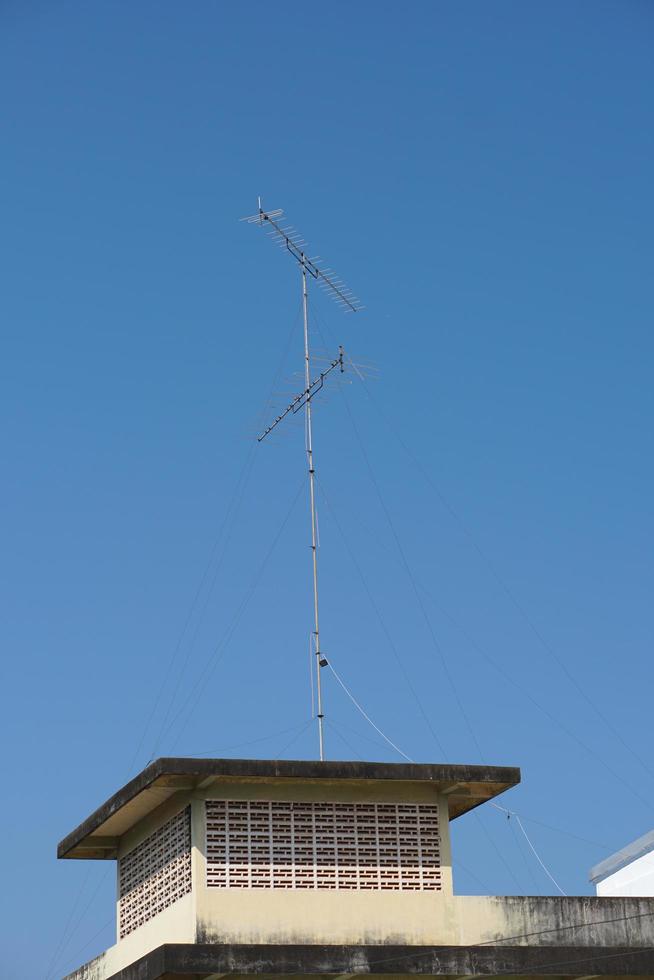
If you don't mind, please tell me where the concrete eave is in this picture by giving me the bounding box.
[64,941,654,979]
[57,757,520,859]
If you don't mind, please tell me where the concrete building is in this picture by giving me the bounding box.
[59,757,654,979]
[590,830,654,898]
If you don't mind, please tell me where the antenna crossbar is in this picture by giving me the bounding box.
[241,206,363,313]
[258,347,344,442]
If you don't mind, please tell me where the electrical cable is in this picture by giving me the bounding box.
[472,810,527,895]
[326,715,401,756]
[326,659,413,762]
[513,813,566,897]
[310,293,653,899]
[316,475,448,758]
[506,810,542,895]
[315,294,654,823]
[320,466,581,894]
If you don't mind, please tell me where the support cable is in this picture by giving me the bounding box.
[326,718,364,761]
[276,718,314,758]
[355,371,654,787]
[152,480,305,753]
[315,475,448,757]
[184,722,310,757]
[326,471,654,815]
[308,309,528,891]
[148,444,258,762]
[47,918,113,980]
[147,302,304,763]
[338,386,489,765]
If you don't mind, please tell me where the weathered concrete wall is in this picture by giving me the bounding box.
[195,894,654,949]
[64,894,654,978]
[455,895,654,947]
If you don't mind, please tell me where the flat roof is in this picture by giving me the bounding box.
[58,756,520,859]
[590,828,654,884]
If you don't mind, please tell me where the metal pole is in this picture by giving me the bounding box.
[302,259,325,761]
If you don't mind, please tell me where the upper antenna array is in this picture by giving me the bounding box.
[240,201,364,313]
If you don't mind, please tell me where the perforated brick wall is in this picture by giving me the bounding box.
[118,806,192,938]
[206,800,441,891]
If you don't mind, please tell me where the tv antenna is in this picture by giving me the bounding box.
[241,198,363,760]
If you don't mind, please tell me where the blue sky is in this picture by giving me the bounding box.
[1,2,653,976]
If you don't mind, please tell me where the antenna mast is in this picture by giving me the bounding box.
[301,260,324,759]
[242,200,362,761]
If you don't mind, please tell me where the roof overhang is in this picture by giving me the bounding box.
[58,757,520,859]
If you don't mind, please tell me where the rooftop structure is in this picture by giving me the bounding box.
[58,756,654,979]
[590,828,654,897]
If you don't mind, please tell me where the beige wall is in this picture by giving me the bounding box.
[64,892,194,980]
[192,779,452,946]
